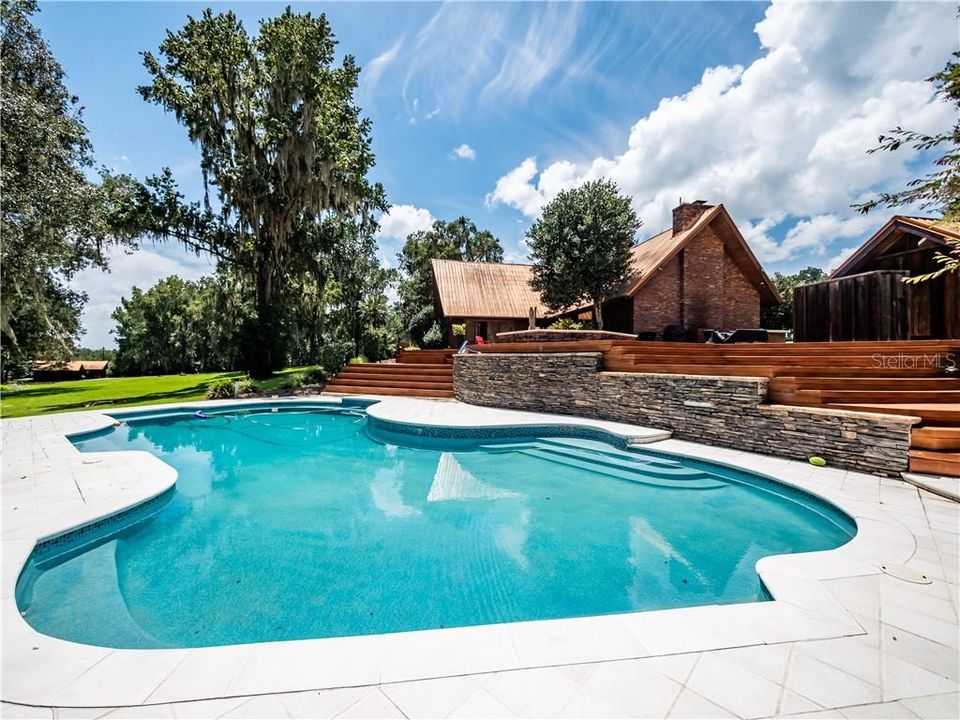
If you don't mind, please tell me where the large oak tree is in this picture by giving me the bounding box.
[134,8,383,376]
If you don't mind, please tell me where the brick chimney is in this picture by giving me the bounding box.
[672,200,712,234]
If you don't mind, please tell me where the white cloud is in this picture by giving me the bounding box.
[362,38,403,95]
[451,143,476,162]
[70,245,215,348]
[400,3,593,117]
[480,3,582,103]
[374,204,437,268]
[375,204,436,242]
[485,157,581,216]
[486,1,957,267]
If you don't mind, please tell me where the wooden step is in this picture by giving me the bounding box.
[826,403,960,424]
[324,384,454,398]
[770,377,959,392]
[912,426,960,451]
[613,354,947,368]
[909,450,960,477]
[604,363,951,379]
[330,372,453,385]
[397,349,456,364]
[325,377,453,391]
[770,389,960,406]
[605,340,958,354]
[604,362,779,377]
[339,363,452,375]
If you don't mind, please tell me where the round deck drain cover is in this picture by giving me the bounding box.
[880,564,932,584]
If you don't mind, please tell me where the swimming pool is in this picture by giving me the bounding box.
[16,403,855,649]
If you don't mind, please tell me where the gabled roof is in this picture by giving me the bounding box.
[430,203,779,320]
[831,215,958,279]
[430,259,548,319]
[619,203,780,304]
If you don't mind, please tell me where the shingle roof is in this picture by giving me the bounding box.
[430,259,548,319]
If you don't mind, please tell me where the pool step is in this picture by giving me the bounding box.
[516,448,726,490]
[480,440,725,489]
[482,438,687,472]
[537,438,683,468]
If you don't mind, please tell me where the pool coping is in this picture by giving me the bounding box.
[1,396,917,708]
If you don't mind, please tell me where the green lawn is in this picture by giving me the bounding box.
[0,367,316,419]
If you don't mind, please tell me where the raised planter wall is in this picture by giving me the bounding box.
[453,352,915,477]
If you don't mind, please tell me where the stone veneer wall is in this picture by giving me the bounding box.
[454,352,915,477]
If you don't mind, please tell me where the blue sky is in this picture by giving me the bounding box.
[37,1,958,347]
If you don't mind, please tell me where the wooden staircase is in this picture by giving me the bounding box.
[324,356,454,399]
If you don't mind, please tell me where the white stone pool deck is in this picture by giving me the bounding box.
[1,397,957,719]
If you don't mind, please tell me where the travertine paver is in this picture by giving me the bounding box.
[2,398,958,719]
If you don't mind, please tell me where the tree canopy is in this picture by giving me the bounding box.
[526,180,640,329]
[129,7,384,376]
[855,50,960,281]
[759,266,827,331]
[396,216,503,343]
[0,0,132,378]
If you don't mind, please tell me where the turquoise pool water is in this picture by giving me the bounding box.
[16,404,855,648]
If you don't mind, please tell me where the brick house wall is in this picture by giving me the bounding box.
[633,219,761,334]
[682,225,727,329]
[723,252,761,328]
[632,255,681,334]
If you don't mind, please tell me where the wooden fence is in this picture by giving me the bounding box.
[793,270,908,342]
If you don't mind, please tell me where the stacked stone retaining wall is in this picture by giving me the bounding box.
[453,352,915,477]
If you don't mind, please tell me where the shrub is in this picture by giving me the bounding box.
[548,318,584,330]
[422,321,444,348]
[206,378,237,399]
[234,378,255,395]
[348,355,368,365]
[303,366,326,384]
[451,323,466,337]
[286,372,305,389]
[407,305,436,346]
[318,341,353,375]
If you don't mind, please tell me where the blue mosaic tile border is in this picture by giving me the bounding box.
[33,487,175,564]
[365,415,632,448]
